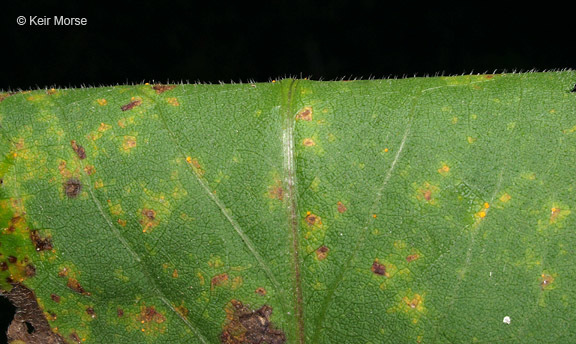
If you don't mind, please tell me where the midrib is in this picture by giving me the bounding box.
[281,79,305,344]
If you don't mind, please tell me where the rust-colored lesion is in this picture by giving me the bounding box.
[140,306,166,324]
[2,283,67,344]
[305,212,321,226]
[66,277,90,296]
[406,254,420,263]
[140,208,159,233]
[220,300,286,344]
[268,181,284,201]
[336,201,347,213]
[211,273,229,289]
[152,84,176,94]
[295,107,313,121]
[121,99,142,111]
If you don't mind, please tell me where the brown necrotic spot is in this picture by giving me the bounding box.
[295,107,313,121]
[406,254,420,263]
[142,208,156,220]
[140,208,158,233]
[86,307,96,318]
[337,202,347,213]
[305,213,320,226]
[117,308,124,317]
[8,256,17,263]
[70,140,86,159]
[66,278,90,296]
[25,264,36,277]
[4,283,67,344]
[371,261,386,276]
[315,246,329,261]
[64,178,82,198]
[140,306,166,324]
[255,287,267,296]
[268,184,284,201]
[220,300,286,344]
[211,273,229,289]
[50,294,60,303]
[121,99,142,111]
[152,84,176,94]
[29,230,53,252]
[1,261,8,271]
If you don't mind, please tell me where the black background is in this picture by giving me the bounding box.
[0,2,575,91]
[0,1,574,342]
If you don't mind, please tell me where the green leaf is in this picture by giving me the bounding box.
[1,72,575,343]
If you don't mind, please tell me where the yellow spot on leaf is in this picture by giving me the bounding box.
[384,148,389,153]
[467,136,477,144]
[303,138,315,146]
[98,123,111,132]
[83,165,96,176]
[563,125,576,134]
[437,164,450,175]
[96,98,107,106]
[476,211,486,218]
[122,136,137,151]
[499,193,511,203]
[166,97,180,106]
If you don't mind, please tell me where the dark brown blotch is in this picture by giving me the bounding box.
[142,208,156,220]
[86,307,96,318]
[50,294,61,303]
[4,283,67,344]
[152,84,177,94]
[121,99,142,111]
[0,261,8,271]
[64,178,82,198]
[220,300,286,344]
[305,213,320,226]
[255,287,267,296]
[117,308,124,317]
[8,256,17,264]
[30,230,53,252]
[371,260,386,276]
[70,140,86,160]
[315,246,329,261]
